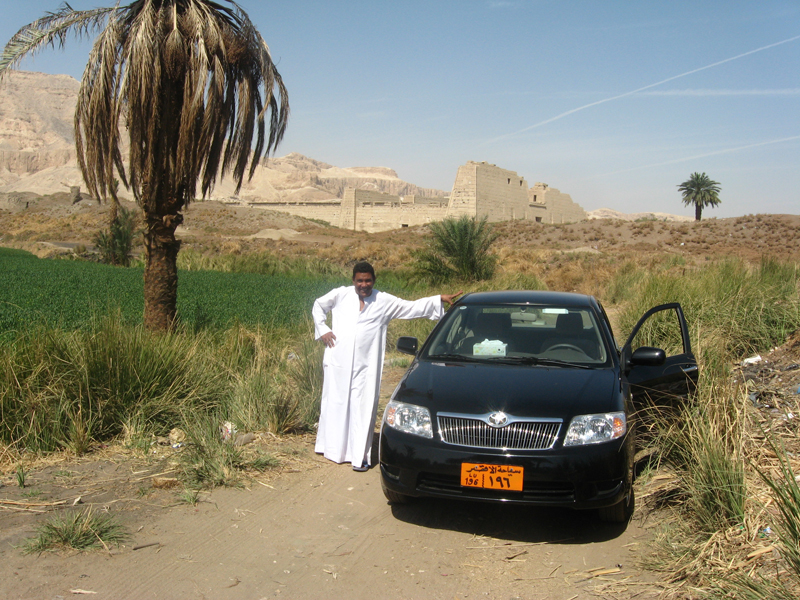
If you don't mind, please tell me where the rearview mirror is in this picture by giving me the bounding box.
[630,346,666,367]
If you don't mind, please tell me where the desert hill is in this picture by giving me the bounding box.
[586,208,693,222]
[0,71,445,203]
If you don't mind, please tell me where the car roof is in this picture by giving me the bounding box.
[457,290,598,307]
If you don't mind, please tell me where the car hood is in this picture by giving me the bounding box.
[394,359,621,419]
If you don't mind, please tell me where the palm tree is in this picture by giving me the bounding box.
[414,215,498,283]
[1,1,289,330]
[678,172,721,221]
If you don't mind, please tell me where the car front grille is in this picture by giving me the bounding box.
[437,415,561,450]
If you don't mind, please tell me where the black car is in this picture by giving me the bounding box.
[379,291,698,522]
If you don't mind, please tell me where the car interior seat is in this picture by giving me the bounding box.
[541,312,599,358]
[457,312,513,354]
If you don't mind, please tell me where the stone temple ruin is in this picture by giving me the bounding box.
[246,161,586,233]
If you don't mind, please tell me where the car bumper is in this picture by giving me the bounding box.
[379,427,632,509]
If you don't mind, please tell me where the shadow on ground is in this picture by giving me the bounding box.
[387,495,630,545]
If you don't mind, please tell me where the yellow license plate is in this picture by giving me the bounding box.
[461,463,524,491]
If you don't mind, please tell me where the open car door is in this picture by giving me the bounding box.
[622,303,699,404]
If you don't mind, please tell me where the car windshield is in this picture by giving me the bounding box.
[423,304,610,366]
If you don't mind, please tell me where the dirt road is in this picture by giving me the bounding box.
[2,444,659,600]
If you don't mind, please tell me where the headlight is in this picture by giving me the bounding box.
[383,400,433,439]
[563,412,626,446]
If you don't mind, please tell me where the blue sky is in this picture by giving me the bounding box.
[2,1,798,217]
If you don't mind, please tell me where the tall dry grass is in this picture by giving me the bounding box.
[0,314,323,464]
[615,258,800,596]
[617,258,800,369]
[177,248,347,278]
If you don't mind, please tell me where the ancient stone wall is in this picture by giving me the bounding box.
[446,163,479,217]
[338,189,449,232]
[355,203,449,233]
[446,161,530,222]
[474,162,528,221]
[246,163,586,232]
[339,188,358,229]
[528,183,586,223]
[249,201,341,225]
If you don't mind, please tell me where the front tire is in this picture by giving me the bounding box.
[598,487,634,522]
[381,478,412,504]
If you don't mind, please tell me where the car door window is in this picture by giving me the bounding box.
[627,305,687,357]
[623,303,698,402]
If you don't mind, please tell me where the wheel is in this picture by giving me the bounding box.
[381,477,412,504]
[598,487,634,523]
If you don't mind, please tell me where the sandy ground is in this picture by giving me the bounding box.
[1,447,659,600]
[0,364,678,600]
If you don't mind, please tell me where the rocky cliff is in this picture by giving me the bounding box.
[0,71,78,189]
[0,71,446,202]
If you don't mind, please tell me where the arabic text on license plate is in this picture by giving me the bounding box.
[461,463,524,491]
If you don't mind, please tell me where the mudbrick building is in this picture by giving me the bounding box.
[247,161,586,233]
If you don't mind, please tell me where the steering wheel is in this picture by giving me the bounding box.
[544,343,587,354]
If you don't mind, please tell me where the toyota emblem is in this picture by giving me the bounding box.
[488,411,508,427]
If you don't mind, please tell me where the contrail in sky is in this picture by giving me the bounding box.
[642,88,800,96]
[489,34,800,143]
[597,135,800,176]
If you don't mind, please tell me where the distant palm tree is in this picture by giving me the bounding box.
[1,1,289,330]
[678,172,721,221]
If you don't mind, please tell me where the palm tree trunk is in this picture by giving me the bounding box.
[143,211,183,331]
[108,196,120,265]
[695,203,702,221]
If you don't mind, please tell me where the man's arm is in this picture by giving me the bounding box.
[312,287,343,345]
[382,290,465,322]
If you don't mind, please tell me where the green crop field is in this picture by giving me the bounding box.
[0,247,341,333]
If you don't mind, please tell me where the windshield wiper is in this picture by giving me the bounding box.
[482,356,593,369]
[426,353,483,363]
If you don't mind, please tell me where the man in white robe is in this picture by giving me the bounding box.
[313,262,461,470]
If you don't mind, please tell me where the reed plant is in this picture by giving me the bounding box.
[620,257,800,595]
[662,377,748,533]
[617,258,800,370]
[23,508,128,553]
[178,412,280,489]
[712,438,800,599]
[178,248,346,278]
[0,313,227,454]
[0,313,325,457]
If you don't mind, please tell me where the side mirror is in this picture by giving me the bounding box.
[396,336,418,356]
[630,346,666,367]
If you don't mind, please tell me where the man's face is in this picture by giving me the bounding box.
[353,272,375,299]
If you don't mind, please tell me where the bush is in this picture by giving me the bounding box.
[23,509,128,553]
[0,314,325,456]
[93,205,138,266]
[0,314,228,454]
[414,215,498,283]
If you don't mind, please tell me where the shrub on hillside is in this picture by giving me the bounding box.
[413,215,498,283]
[93,206,138,267]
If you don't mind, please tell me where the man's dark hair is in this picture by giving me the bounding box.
[352,261,376,280]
